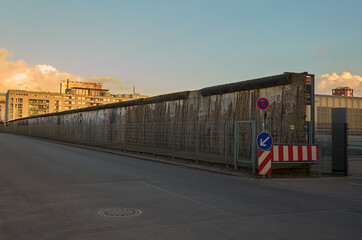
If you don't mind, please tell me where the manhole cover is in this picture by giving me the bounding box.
[98,208,142,217]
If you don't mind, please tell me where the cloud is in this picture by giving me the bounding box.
[317,43,330,52]
[0,48,83,93]
[316,72,362,96]
[0,48,125,94]
[0,48,11,61]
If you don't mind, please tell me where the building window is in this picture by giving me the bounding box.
[29,99,49,116]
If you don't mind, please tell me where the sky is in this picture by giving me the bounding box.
[0,0,361,96]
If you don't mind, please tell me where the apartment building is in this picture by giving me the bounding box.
[0,93,5,122]
[5,81,148,121]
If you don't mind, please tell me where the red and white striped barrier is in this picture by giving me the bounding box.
[271,146,319,162]
[258,151,271,175]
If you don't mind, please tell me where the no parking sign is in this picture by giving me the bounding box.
[257,98,269,110]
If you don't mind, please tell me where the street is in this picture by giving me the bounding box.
[0,133,361,240]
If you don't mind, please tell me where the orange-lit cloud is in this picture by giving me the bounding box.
[0,48,125,93]
[0,48,83,93]
[317,72,362,96]
[317,43,329,52]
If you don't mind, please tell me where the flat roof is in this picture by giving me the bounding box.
[316,94,361,99]
[69,87,109,91]
[61,80,102,85]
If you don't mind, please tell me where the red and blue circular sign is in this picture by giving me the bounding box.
[257,98,269,110]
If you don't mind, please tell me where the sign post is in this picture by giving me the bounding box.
[256,97,272,176]
[257,97,270,133]
[306,74,315,144]
[257,133,272,176]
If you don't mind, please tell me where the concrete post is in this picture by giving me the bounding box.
[332,108,348,175]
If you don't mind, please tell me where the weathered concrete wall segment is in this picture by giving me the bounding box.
[5,72,308,164]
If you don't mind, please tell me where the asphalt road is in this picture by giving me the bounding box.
[1,133,362,240]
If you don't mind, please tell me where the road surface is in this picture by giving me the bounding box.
[0,133,362,239]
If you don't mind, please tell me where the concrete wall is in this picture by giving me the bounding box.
[3,72,308,165]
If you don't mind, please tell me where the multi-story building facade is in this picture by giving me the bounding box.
[4,81,148,121]
[0,93,6,122]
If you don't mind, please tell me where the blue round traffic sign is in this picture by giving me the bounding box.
[257,132,273,151]
[257,98,269,110]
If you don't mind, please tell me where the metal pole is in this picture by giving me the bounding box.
[152,122,155,157]
[122,124,126,152]
[260,110,265,132]
[195,122,199,164]
[251,120,256,175]
[234,122,238,170]
[172,122,175,160]
[311,74,315,144]
[137,123,140,154]
[225,120,228,167]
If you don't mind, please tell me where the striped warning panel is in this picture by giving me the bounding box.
[258,151,272,175]
[271,146,319,161]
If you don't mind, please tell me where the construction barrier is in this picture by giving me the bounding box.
[258,150,271,175]
[259,146,320,176]
[271,145,319,161]
[271,145,320,176]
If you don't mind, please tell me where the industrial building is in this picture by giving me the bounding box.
[315,94,362,129]
[4,81,148,121]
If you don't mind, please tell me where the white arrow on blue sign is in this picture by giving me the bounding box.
[257,132,273,151]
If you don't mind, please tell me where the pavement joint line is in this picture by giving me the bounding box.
[345,182,362,187]
[246,209,353,218]
[0,181,150,194]
[139,181,241,218]
[351,176,362,180]
[267,176,357,181]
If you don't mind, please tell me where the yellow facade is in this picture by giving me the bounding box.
[0,94,5,122]
[5,81,148,121]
